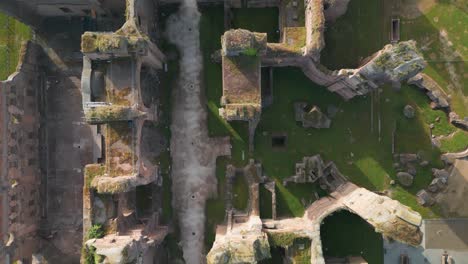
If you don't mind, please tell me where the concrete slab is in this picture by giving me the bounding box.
[424,219,468,250]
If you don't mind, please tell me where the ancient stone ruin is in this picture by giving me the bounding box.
[80,0,168,262]
[0,0,449,262]
[0,42,44,262]
[219,29,265,150]
[207,156,423,264]
[217,1,426,151]
[283,155,347,190]
[294,103,331,128]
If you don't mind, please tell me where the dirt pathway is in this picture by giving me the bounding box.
[167,1,230,263]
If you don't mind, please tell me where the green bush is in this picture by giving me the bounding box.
[242,47,258,56]
[86,224,105,240]
[267,232,306,248]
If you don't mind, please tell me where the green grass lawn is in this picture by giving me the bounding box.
[399,1,468,154]
[205,157,228,248]
[158,42,178,224]
[231,8,280,42]
[400,1,467,123]
[321,210,383,263]
[199,0,462,257]
[0,12,31,80]
[205,61,444,220]
[439,130,468,153]
[320,0,387,69]
[232,172,249,210]
[254,67,442,218]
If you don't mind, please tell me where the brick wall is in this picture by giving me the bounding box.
[0,41,43,263]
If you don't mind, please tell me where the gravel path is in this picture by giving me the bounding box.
[167,2,230,263]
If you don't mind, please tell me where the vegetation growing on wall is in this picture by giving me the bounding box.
[267,232,308,248]
[242,47,258,56]
[86,224,105,240]
[85,105,137,122]
[81,32,124,53]
[0,13,31,80]
[82,224,105,264]
[84,164,106,188]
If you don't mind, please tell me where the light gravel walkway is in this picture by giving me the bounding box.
[167,2,230,263]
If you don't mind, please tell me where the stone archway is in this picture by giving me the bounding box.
[306,182,423,263]
[320,210,383,263]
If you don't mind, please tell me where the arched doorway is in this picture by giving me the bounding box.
[320,210,383,264]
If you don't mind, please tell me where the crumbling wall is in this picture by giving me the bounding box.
[304,0,326,60]
[133,0,158,35]
[0,41,44,263]
[80,1,169,263]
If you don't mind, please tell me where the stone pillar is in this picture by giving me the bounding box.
[250,183,260,216]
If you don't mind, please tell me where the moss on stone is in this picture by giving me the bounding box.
[291,238,311,263]
[267,232,307,248]
[98,178,133,194]
[108,86,132,106]
[81,32,124,53]
[85,105,134,122]
[105,122,135,177]
[96,34,122,52]
[81,32,98,53]
[85,164,105,188]
[373,218,422,246]
[242,47,258,56]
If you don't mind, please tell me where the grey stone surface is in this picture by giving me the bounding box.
[449,112,468,131]
[397,172,414,187]
[384,224,468,264]
[403,105,415,118]
[302,106,331,128]
[399,153,419,164]
[416,190,434,206]
[408,73,450,109]
[207,217,271,264]
[427,177,446,193]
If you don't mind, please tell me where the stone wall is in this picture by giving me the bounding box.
[80,1,169,262]
[0,41,44,263]
[304,0,326,60]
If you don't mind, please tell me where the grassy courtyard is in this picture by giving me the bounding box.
[320,0,388,69]
[254,68,442,218]
[231,8,280,42]
[0,12,31,80]
[399,1,468,152]
[199,0,465,259]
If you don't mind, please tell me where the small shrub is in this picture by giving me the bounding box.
[82,245,96,264]
[86,224,105,240]
[242,47,258,56]
[268,232,307,247]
